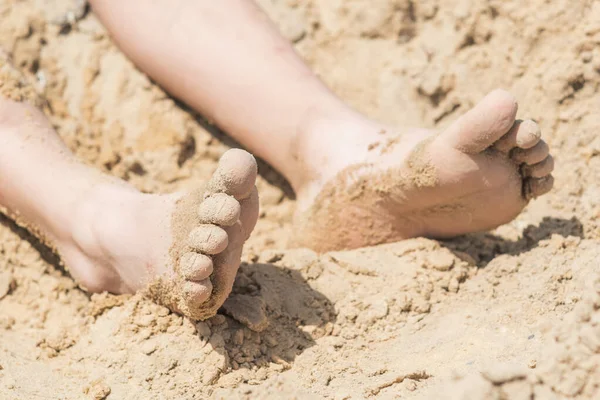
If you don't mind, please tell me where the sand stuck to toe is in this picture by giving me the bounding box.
[1,0,600,398]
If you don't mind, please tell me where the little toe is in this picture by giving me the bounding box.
[198,193,241,226]
[179,252,214,281]
[188,224,228,254]
[181,279,213,305]
[494,119,541,152]
[522,155,554,178]
[524,175,554,200]
[511,140,550,165]
[440,89,518,154]
[206,149,258,200]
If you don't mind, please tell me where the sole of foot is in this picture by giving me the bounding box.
[293,89,554,252]
[147,149,259,319]
[66,149,260,321]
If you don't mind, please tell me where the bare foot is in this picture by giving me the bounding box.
[0,79,258,320]
[62,149,259,320]
[293,90,554,252]
[0,53,259,320]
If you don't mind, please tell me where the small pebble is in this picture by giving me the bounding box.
[404,379,417,391]
[196,322,211,338]
[141,341,157,355]
[0,271,14,300]
[84,380,111,400]
[427,252,455,271]
[233,329,245,346]
[210,314,226,326]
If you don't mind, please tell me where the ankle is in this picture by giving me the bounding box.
[291,107,384,194]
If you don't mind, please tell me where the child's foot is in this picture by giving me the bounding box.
[61,149,259,320]
[0,53,259,320]
[0,62,259,320]
[0,52,259,320]
[293,90,554,252]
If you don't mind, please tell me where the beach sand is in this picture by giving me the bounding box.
[1,0,600,398]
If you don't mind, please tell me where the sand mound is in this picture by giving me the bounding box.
[1,0,600,398]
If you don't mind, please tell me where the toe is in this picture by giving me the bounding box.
[181,279,213,305]
[206,148,258,200]
[524,175,554,200]
[239,186,259,240]
[440,89,518,154]
[511,140,550,165]
[203,223,245,308]
[198,193,241,226]
[494,119,541,152]
[522,155,554,178]
[179,252,214,281]
[188,224,228,254]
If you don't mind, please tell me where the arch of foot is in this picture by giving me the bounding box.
[151,149,258,321]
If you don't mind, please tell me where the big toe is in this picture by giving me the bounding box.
[206,149,258,200]
[440,89,518,154]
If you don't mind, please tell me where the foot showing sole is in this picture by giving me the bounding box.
[65,149,259,320]
[293,90,554,252]
[0,50,259,320]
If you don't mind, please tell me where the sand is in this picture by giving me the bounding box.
[1,0,600,398]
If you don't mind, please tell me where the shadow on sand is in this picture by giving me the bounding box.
[441,216,584,266]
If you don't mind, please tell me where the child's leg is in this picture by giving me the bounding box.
[0,59,259,320]
[90,0,554,252]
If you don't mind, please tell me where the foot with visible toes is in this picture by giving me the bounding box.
[1,88,259,321]
[66,149,260,320]
[293,89,554,252]
[0,54,259,320]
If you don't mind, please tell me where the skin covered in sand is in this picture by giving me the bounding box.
[1,1,554,319]
[146,152,260,320]
[292,91,554,252]
[0,56,259,320]
[90,0,554,254]
[0,0,596,399]
[0,0,555,323]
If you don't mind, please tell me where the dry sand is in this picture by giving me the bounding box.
[1,0,600,398]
